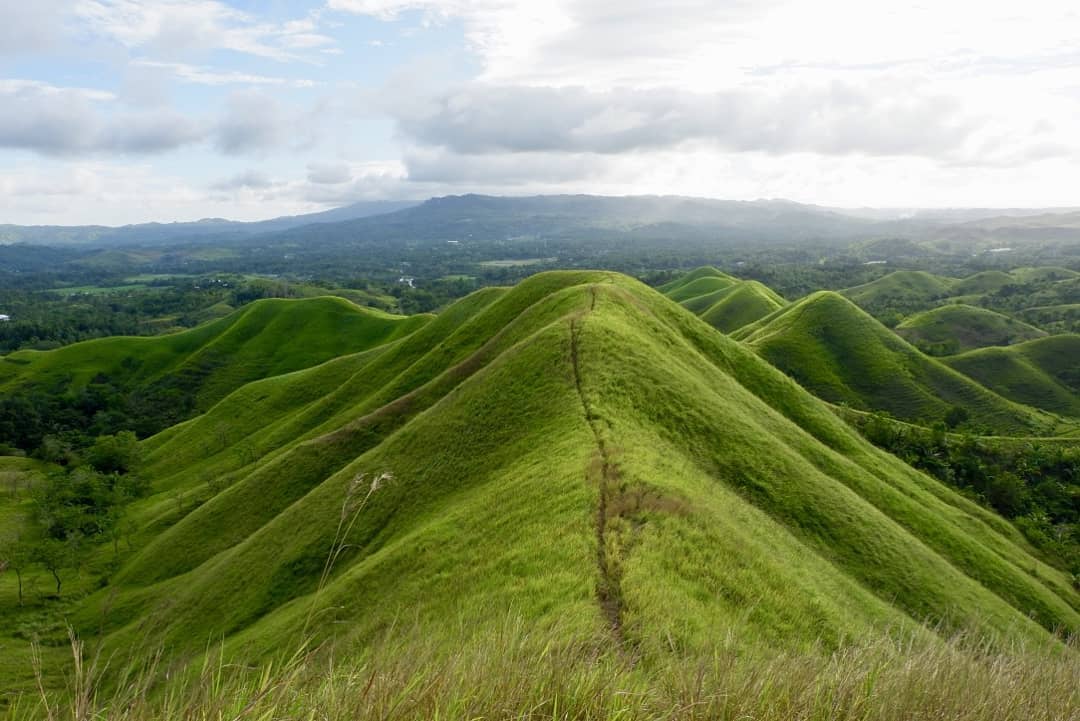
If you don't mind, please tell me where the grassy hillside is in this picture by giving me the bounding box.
[734,292,1071,435]
[663,267,787,333]
[842,270,956,319]
[1008,266,1080,283]
[943,335,1080,417]
[1020,303,1080,334]
[896,304,1046,355]
[951,270,1015,295]
[2,272,1077,711]
[0,297,430,428]
[697,281,786,333]
[660,267,741,304]
[841,267,1080,332]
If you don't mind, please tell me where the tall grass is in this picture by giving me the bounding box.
[9,617,1077,721]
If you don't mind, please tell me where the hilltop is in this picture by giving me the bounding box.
[942,335,1080,417]
[840,267,1080,330]
[0,297,429,441]
[841,271,956,320]
[896,304,1046,355]
[732,291,1070,435]
[661,267,787,333]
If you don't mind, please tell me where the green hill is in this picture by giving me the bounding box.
[841,271,956,319]
[663,267,786,332]
[841,267,1080,331]
[896,304,1046,355]
[0,297,430,435]
[659,266,741,303]
[2,272,1077,706]
[1019,304,1080,334]
[735,292,1069,435]
[697,281,786,333]
[1009,266,1080,283]
[951,270,1014,295]
[943,335,1080,417]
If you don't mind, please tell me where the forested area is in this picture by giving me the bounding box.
[853,411,1079,581]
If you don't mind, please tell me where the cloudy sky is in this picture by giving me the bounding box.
[1,0,1079,225]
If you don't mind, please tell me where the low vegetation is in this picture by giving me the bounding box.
[8,618,1078,721]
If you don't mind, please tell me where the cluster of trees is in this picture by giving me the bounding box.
[0,281,236,352]
[0,432,146,604]
[0,374,198,456]
[856,411,1079,580]
[0,272,490,354]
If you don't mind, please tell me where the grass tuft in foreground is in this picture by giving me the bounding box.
[8,616,1077,721]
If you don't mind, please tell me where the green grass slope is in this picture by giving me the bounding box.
[663,275,740,304]
[1010,266,1080,283]
[8,271,1065,678]
[951,270,1015,296]
[662,268,787,333]
[943,335,1080,417]
[1020,304,1080,334]
[697,281,786,333]
[896,304,1046,355]
[734,292,1070,435]
[658,265,738,295]
[842,270,956,317]
[0,296,431,413]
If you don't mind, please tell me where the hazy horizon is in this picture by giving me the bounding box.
[6,192,1080,231]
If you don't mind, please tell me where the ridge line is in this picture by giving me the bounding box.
[569,286,625,644]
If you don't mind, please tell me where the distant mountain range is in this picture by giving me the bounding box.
[4,194,1080,250]
[0,199,421,247]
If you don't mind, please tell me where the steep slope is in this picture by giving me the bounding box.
[0,297,431,415]
[734,292,1069,435]
[662,268,786,333]
[26,271,1070,685]
[896,304,1046,355]
[697,281,786,333]
[664,275,740,304]
[943,335,1080,417]
[658,266,739,297]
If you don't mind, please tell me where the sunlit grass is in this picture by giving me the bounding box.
[8,617,1078,721]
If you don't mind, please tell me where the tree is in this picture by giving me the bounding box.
[0,536,31,605]
[86,431,141,475]
[33,537,78,596]
[944,405,969,429]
